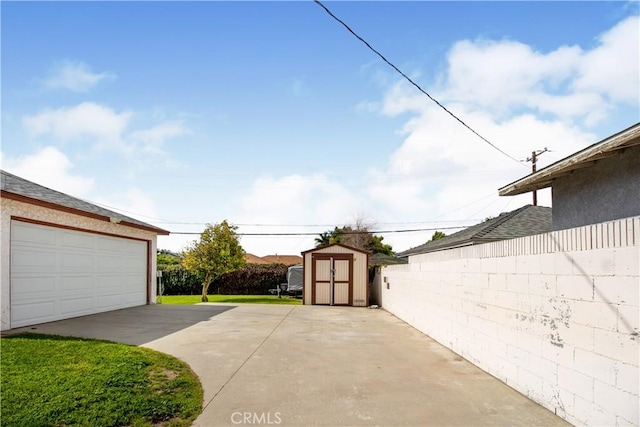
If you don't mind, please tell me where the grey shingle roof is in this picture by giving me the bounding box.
[1,170,169,235]
[399,205,551,257]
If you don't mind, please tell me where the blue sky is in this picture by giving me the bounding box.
[2,1,639,256]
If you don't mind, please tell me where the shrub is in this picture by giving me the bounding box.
[213,264,288,295]
[158,264,289,296]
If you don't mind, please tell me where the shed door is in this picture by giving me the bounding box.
[10,220,149,328]
[312,254,353,306]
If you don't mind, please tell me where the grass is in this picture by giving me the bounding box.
[1,334,203,427]
[160,294,302,305]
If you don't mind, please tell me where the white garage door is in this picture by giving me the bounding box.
[10,220,148,328]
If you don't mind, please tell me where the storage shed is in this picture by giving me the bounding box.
[1,170,170,331]
[301,243,369,306]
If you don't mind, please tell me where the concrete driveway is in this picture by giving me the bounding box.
[11,304,569,426]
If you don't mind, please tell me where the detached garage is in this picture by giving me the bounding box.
[1,170,169,331]
[302,243,369,307]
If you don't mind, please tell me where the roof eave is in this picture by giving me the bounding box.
[499,122,640,196]
[1,190,170,235]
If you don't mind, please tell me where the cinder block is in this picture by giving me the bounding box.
[551,253,575,276]
[558,365,594,401]
[614,247,639,276]
[496,256,517,274]
[615,361,640,395]
[528,274,557,297]
[495,290,518,310]
[541,381,564,415]
[557,275,594,301]
[561,322,594,352]
[593,328,640,367]
[516,255,542,275]
[571,300,618,332]
[593,275,639,307]
[542,340,575,369]
[573,395,616,427]
[479,257,496,274]
[518,367,544,399]
[617,304,640,335]
[574,348,616,386]
[488,273,507,291]
[556,387,576,420]
[506,274,529,294]
[594,380,639,425]
[571,249,616,276]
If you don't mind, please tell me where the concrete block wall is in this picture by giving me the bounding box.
[382,217,639,426]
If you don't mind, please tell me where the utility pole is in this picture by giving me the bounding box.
[525,148,549,206]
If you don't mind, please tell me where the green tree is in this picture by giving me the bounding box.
[182,220,246,302]
[315,223,393,255]
[157,249,181,266]
[428,231,446,243]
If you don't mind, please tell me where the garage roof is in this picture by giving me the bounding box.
[499,122,640,196]
[1,170,169,235]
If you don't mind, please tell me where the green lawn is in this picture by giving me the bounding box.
[1,334,203,427]
[160,294,302,305]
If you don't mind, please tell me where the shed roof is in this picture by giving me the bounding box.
[301,242,370,255]
[399,204,551,257]
[1,170,169,235]
[499,122,640,196]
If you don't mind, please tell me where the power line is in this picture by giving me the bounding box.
[171,225,468,236]
[313,0,524,166]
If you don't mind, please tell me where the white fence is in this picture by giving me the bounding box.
[380,216,639,426]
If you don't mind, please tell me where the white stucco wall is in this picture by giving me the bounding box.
[381,216,639,426]
[1,198,159,330]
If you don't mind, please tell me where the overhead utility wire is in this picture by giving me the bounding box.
[313,0,524,166]
[171,225,467,236]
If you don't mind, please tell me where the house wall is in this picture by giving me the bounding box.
[303,246,368,306]
[1,198,159,331]
[380,216,639,427]
[553,144,640,230]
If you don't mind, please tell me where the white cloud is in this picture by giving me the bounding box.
[129,121,187,155]
[21,103,188,164]
[573,15,640,104]
[22,102,132,151]
[0,146,94,197]
[44,60,115,92]
[228,174,370,256]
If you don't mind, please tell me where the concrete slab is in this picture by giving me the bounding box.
[7,304,571,426]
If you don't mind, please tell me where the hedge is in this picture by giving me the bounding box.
[158,264,288,296]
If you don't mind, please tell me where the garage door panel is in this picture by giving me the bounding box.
[61,252,95,269]
[11,220,148,328]
[97,255,126,269]
[61,231,95,250]
[12,249,57,271]
[60,297,95,316]
[12,223,56,245]
[11,302,56,327]
[59,276,95,292]
[12,276,56,296]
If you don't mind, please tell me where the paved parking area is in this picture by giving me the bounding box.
[12,304,569,426]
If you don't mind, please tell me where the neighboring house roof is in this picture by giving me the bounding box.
[499,122,640,196]
[369,253,408,267]
[245,253,271,264]
[261,254,303,265]
[1,170,169,235]
[301,242,370,255]
[399,205,552,257]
